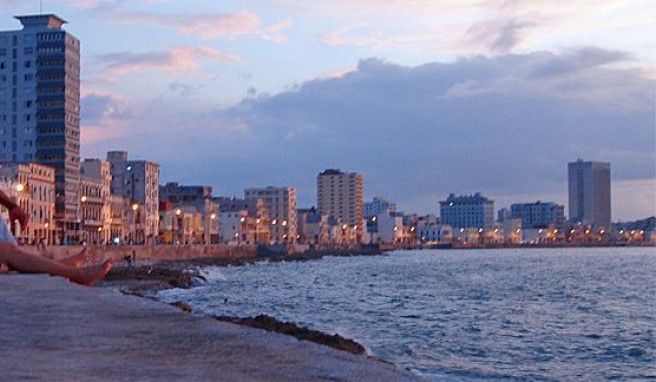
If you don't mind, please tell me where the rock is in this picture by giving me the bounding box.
[214,314,366,355]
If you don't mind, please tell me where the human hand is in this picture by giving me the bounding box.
[9,205,29,231]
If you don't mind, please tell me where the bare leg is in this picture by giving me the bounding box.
[0,243,112,286]
[58,248,92,267]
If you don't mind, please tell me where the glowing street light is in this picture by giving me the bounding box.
[15,184,25,192]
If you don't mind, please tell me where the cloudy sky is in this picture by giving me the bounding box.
[2,0,654,221]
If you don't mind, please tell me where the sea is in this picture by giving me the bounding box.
[157,247,656,381]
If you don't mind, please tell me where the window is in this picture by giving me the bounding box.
[24,61,31,68]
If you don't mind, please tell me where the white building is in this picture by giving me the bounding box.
[439,193,495,230]
[317,169,364,240]
[244,186,296,244]
[377,214,404,244]
[364,196,396,218]
[107,151,160,243]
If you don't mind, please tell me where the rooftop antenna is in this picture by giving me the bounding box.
[39,0,43,14]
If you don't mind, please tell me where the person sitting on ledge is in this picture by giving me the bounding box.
[0,189,112,286]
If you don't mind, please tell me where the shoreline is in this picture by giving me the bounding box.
[100,252,378,357]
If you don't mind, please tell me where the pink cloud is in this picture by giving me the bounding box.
[177,11,260,40]
[115,10,261,40]
[259,20,293,43]
[99,46,240,76]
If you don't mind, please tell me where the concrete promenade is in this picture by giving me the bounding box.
[0,274,422,381]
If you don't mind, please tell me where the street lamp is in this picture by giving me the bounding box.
[131,203,139,244]
[175,208,183,244]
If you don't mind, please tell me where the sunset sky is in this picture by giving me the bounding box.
[1,0,654,220]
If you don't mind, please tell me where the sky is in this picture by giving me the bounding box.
[1,0,655,221]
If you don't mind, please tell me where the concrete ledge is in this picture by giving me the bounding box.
[0,275,421,381]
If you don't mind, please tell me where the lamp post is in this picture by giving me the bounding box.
[12,183,25,241]
[175,208,182,244]
[80,195,88,244]
[131,203,140,244]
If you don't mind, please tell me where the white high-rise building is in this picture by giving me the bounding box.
[568,159,611,229]
[316,169,364,229]
[0,15,81,241]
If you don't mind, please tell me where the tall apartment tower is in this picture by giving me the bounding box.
[0,15,81,240]
[244,186,297,244]
[317,169,364,230]
[568,159,611,229]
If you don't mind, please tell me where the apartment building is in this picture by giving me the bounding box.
[1,15,81,241]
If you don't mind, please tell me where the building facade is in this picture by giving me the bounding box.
[297,207,329,245]
[80,159,111,244]
[316,169,364,238]
[1,15,81,241]
[510,201,565,229]
[0,162,54,243]
[568,159,611,228]
[363,196,396,218]
[107,151,160,243]
[439,193,495,229]
[244,187,296,244]
[160,182,219,244]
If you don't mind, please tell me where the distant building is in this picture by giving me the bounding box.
[1,15,82,241]
[80,159,111,244]
[297,207,329,245]
[107,151,160,243]
[244,187,296,244]
[0,162,54,243]
[364,196,396,218]
[160,182,212,212]
[417,223,452,245]
[160,182,218,244]
[439,193,494,229]
[317,169,363,240]
[497,208,511,222]
[568,159,611,228]
[510,201,565,229]
[218,197,270,245]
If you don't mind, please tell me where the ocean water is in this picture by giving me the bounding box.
[157,247,656,381]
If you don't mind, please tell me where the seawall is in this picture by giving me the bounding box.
[25,244,258,263]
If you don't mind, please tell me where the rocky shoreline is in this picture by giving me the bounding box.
[100,251,377,355]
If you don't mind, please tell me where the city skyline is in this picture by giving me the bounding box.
[1,1,654,221]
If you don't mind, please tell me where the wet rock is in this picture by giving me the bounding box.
[170,301,193,313]
[214,314,366,355]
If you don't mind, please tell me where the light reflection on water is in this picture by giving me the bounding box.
[158,247,656,381]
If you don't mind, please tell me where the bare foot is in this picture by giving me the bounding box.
[70,259,113,286]
[60,248,92,267]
